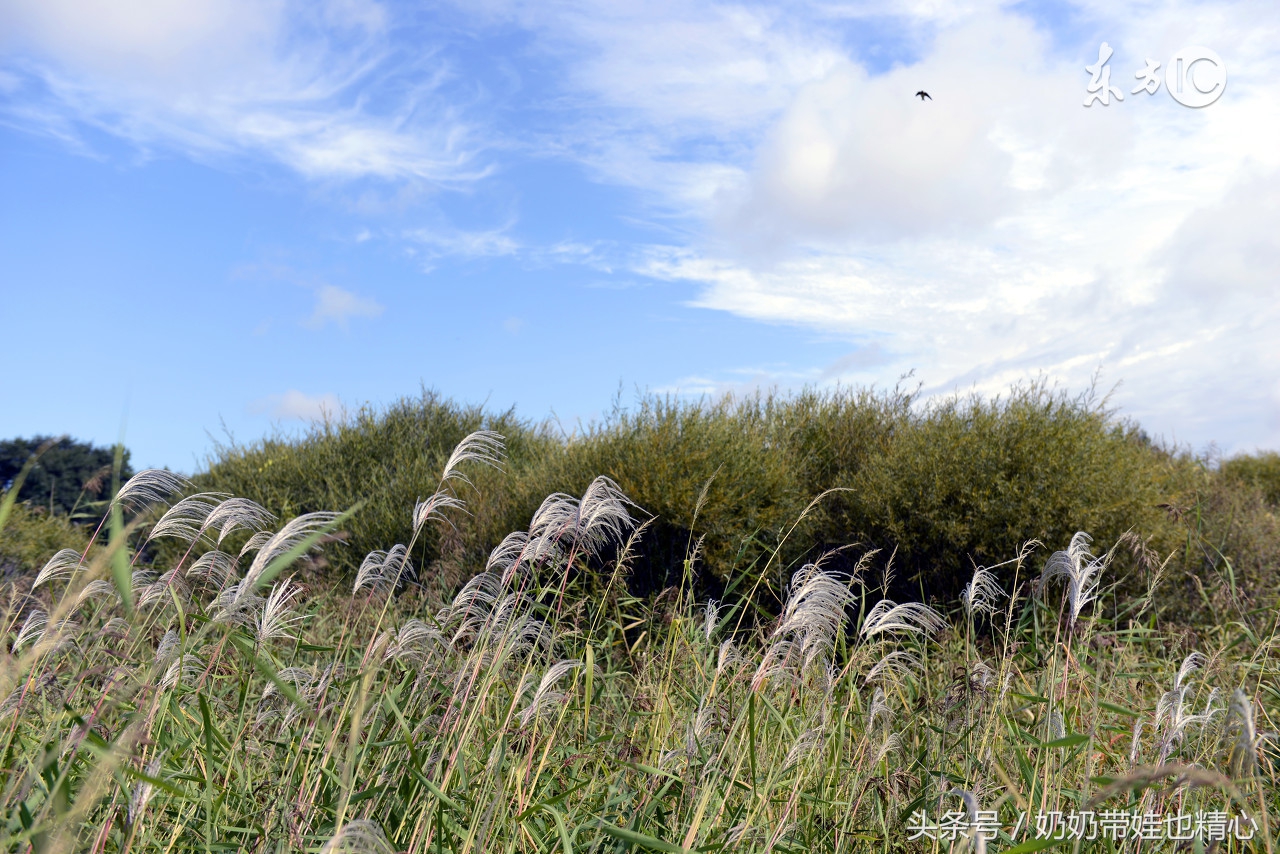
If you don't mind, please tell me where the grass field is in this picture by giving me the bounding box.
[1,427,1277,852]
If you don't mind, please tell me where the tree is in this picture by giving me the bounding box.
[0,435,133,520]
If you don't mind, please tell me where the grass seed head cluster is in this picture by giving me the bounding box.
[0,429,1277,852]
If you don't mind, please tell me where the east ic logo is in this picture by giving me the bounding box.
[1084,43,1226,108]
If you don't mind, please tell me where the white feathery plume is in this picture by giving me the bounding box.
[860,600,946,639]
[946,789,990,854]
[529,493,578,539]
[204,497,276,544]
[112,469,192,514]
[155,629,180,665]
[128,755,164,826]
[1155,652,1219,761]
[773,563,856,670]
[716,640,741,677]
[574,476,636,556]
[1228,689,1275,777]
[353,544,415,596]
[865,650,922,685]
[187,550,239,588]
[1039,531,1109,623]
[960,565,1004,618]
[382,619,445,664]
[413,492,467,530]
[210,581,265,628]
[751,639,799,692]
[77,579,120,607]
[12,609,47,653]
[257,578,306,644]
[240,512,340,600]
[867,686,892,730]
[784,727,824,768]
[146,493,230,543]
[33,548,83,589]
[102,616,131,638]
[160,653,204,690]
[1129,719,1145,766]
[354,549,390,596]
[487,531,528,576]
[872,732,901,765]
[702,599,720,641]
[238,530,273,558]
[320,819,396,854]
[137,569,190,609]
[440,430,505,487]
[518,659,583,726]
[410,431,506,532]
[1048,709,1066,741]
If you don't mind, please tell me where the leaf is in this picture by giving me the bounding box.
[597,822,688,853]
[1040,734,1089,749]
[1098,701,1139,717]
[1002,837,1075,854]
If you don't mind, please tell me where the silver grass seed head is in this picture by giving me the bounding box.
[320,819,396,854]
[1039,531,1109,623]
[112,469,193,514]
[160,653,203,690]
[238,530,273,559]
[146,493,230,544]
[960,565,1004,618]
[12,609,48,653]
[77,579,120,608]
[257,578,306,645]
[204,497,275,545]
[155,629,180,665]
[865,650,922,685]
[518,659,583,727]
[33,548,82,589]
[860,599,946,639]
[128,755,165,825]
[440,430,505,488]
[187,550,239,588]
[412,490,467,531]
[243,511,340,596]
[702,599,719,641]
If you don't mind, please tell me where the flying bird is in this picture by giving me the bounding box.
[915,90,931,100]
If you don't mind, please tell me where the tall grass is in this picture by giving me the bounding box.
[2,432,1275,852]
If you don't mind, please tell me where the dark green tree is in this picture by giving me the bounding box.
[0,435,133,520]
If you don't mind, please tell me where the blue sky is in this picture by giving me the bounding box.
[2,0,1278,472]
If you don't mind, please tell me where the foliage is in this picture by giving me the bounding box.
[0,436,132,520]
[1222,451,1280,506]
[198,384,1246,615]
[1,441,1276,852]
[0,505,88,580]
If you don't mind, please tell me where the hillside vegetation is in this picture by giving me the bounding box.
[194,385,1279,620]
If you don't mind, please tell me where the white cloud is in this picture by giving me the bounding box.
[249,390,343,421]
[0,0,483,182]
[304,284,384,329]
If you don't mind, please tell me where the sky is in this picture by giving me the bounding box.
[1,0,1277,473]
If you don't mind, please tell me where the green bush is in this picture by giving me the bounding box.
[0,503,89,578]
[197,383,1268,615]
[1222,450,1280,505]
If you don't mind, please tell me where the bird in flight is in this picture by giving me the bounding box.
[915,90,931,100]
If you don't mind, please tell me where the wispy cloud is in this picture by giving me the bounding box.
[0,0,486,183]
[304,284,384,330]
[249,390,343,421]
